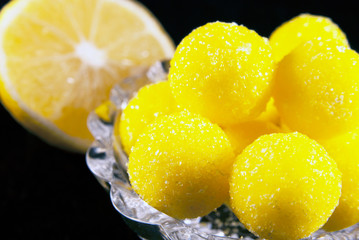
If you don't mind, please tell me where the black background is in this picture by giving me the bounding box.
[1,0,359,239]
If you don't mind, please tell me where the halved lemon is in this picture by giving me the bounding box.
[0,0,175,152]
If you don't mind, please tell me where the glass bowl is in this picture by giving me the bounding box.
[86,60,359,240]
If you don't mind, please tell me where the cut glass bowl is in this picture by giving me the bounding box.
[86,60,359,240]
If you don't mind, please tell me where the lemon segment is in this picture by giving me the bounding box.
[0,0,174,152]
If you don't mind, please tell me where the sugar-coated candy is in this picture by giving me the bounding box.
[128,111,235,219]
[318,130,359,231]
[223,120,281,156]
[169,22,275,126]
[273,39,359,139]
[269,13,349,62]
[230,132,342,240]
[116,81,180,154]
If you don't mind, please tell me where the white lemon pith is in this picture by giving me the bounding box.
[0,0,174,152]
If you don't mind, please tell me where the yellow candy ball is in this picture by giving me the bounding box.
[318,130,359,231]
[273,39,359,139]
[128,111,235,219]
[256,97,280,125]
[223,120,281,156]
[169,22,275,126]
[269,13,349,62]
[115,81,179,155]
[230,132,342,240]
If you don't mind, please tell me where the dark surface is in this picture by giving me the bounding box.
[1,0,359,239]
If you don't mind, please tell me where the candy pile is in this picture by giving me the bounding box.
[114,14,359,240]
